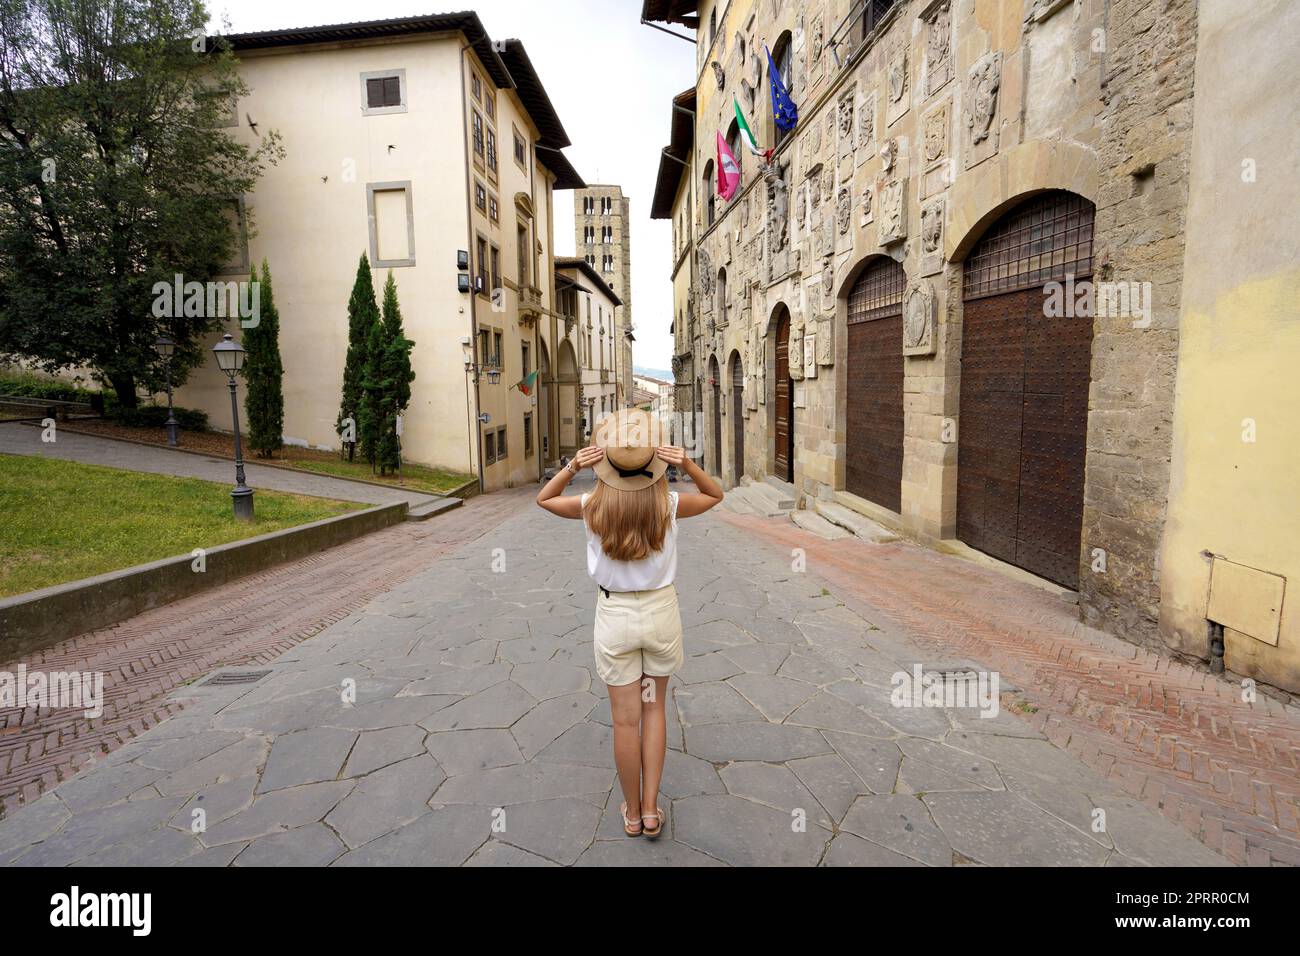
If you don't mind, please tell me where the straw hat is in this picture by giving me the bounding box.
[591,408,668,491]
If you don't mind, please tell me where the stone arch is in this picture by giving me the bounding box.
[944,140,1099,262]
[728,347,745,486]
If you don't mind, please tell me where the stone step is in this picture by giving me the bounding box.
[790,509,849,540]
[747,480,795,512]
[764,474,797,500]
[727,485,787,517]
[720,493,756,515]
[813,500,900,543]
[405,497,463,522]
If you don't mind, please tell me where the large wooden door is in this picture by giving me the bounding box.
[774,308,793,481]
[709,356,721,476]
[958,191,1095,588]
[730,351,745,485]
[846,258,905,512]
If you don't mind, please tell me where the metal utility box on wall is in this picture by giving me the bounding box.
[1207,557,1286,647]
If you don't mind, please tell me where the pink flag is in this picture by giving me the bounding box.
[716,131,740,201]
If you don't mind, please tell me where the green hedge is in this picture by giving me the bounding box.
[107,403,210,431]
[0,372,99,403]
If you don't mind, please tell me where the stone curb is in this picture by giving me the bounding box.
[0,501,407,662]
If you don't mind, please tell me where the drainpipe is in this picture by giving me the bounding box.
[459,43,484,494]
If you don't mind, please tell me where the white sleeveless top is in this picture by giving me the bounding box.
[580,491,679,591]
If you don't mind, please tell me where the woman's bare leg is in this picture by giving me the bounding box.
[607,680,644,822]
[639,675,670,820]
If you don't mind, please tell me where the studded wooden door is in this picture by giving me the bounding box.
[958,191,1095,589]
[730,352,745,485]
[846,259,905,512]
[774,309,793,482]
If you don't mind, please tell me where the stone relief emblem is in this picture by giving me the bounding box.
[860,183,874,226]
[836,186,851,235]
[698,249,713,304]
[964,52,1002,168]
[924,103,948,167]
[807,163,823,207]
[858,94,875,150]
[815,315,835,366]
[925,1,953,96]
[820,254,836,311]
[921,199,943,255]
[888,46,907,103]
[880,136,898,173]
[821,164,835,204]
[765,160,791,280]
[810,17,824,63]
[837,92,854,157]
[796,183,808,231]
[879,178,907,245]
[711,61,725,90]
[903,283,936,356]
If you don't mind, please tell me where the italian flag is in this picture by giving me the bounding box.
[516,369,539,395]
[734,96,772,162]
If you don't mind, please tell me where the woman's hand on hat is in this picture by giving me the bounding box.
[572,445,604,471]
[655,446,686,466]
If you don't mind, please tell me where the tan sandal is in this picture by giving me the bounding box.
[641,806,665,839]
[620,801,643,837]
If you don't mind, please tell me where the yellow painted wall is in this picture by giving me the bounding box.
[1158,0,1300,691]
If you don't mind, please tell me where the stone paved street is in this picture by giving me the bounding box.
[0,475,1243,866]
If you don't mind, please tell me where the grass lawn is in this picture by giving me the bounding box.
[61,419,475,496]
[0,454,362,598]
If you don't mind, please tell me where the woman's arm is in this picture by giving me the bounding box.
[657,447,724,518]
[536,445,603,518]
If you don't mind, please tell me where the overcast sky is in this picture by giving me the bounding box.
[206,0,696,373]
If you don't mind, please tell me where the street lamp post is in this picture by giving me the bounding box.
[212,333,254,521]
[154,335,179,447]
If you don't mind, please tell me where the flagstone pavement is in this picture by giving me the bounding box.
[0,476,1233,866]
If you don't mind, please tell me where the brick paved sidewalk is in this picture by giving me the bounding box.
[0,488,531,818]
[718,511,1300,867]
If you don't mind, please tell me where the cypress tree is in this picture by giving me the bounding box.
[245,259,284,458]
[337,254,380,461]
[374,271,416,475]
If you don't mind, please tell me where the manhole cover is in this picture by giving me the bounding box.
[201,670,272,687]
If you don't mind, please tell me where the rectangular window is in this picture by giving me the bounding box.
[473,110,484,159]
[490,245,500,295]
[471,72,481,101]
[524,413,532,455]
[517,224,529,287]
[493,331,503,368]
[497,426,507,458]
[475,181,487,214]
[489,195,499,223]
[361,70,406,115]
[485,93,495,121]
[477,237,488,294]
[486,128,497,172]
[484,429,496,465]
[367,182,414,268]
[513,129,527,166]
[477,329,490,365]
[521,342,531,377]
[584,196,594,215]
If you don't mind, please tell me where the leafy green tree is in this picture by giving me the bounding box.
[0,0,283,407]
[336,253,378,461]
[244,259,283,457]
[374,271,415,474]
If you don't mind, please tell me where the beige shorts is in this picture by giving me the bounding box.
[593,584,684,687]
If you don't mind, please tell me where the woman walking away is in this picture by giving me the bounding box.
[536,409,724,838]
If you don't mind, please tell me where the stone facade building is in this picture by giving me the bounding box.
[644,0,1300,693]
[553,258,623,457]
[575,185,636,405]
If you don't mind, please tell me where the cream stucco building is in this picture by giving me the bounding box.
[551,257,622,458]
[645,0,1300,693]
[174,13,583,493]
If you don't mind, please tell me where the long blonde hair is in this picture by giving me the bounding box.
[583,477,672,561]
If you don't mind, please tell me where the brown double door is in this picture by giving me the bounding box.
[774,308,793,482]
[957,284,1093,588]
[845,260,905,512]
[730,353,745,484]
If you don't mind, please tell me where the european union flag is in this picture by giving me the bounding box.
[766,44,798,132]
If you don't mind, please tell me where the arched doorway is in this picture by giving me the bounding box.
[538,339,552,466]
[773,305,794,482]
[958,190,1096,588]
[557,339,579,459]
[846,257,905,512]
[708,354,721,476]
[729,349,744,485]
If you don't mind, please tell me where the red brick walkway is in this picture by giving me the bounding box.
[0,488,530,818]
[719,511,1300,867]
